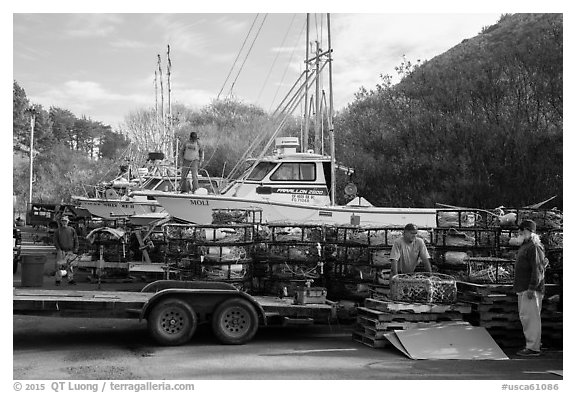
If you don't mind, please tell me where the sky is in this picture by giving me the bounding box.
[4,2,576,389]
[12,12,503,128]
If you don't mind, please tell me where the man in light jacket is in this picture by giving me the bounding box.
[512,219,547,357]
[179,131,204,193]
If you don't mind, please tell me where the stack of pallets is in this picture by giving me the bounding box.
[458,282,563,348]
[353,298,472,349]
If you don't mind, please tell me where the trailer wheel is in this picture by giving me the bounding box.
[148,298,197,346]
[212,298,258,345]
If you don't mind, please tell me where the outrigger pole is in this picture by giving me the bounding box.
[327,13,336,206]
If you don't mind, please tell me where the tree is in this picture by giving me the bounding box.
[99,129,130,159]
[49,107,76,146]
[13,81,30,147]
[335,13,562,209]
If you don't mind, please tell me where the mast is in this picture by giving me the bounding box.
[314,40,321,154]
[303,13,310,152]
[154,70,159,141]
[167,44,173,161]
[327,13,336,206]
[157,54,165,152]
[28,107,36,205]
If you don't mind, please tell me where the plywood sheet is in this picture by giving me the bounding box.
[394,325,508,360]
[384,332,411,357]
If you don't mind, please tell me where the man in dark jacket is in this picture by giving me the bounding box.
[53,216,79,285]
[512,219,547,357]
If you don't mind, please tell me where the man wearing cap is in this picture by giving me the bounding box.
[512,219,548,357]
[53,216,79,285]
[390,223,432,277]
[179,131,204,193]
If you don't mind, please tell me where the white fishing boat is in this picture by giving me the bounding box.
[137,14,437,227]
[74,156,221,224]
[143,138,436,226]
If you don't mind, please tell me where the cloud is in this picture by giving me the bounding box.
[328,13,500,108]
[214,15,249,34]
[152,15,209,55]
[14,45,51,62]
[65,14,124,38]
[270,46,300,54]
[29,80,150,113]
[172,88,215,108]
[110,39,149,49]
[151,14,238,65]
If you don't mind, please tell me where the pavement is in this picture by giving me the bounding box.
[13,268,564,380]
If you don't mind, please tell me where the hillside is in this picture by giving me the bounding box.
[335,13,562,209]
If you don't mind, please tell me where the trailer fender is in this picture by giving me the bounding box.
[140,288,266,327]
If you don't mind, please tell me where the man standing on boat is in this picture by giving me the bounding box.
[389,223,432,277]
[179,131,204,193]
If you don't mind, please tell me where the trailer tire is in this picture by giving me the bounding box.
[212,298,258,345]
[147,298,197,346]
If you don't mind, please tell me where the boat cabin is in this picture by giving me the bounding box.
[222,138,334,206]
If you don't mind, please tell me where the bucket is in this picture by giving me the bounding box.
[21,254,46,287]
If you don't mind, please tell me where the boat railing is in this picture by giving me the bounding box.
[198,168,221,195]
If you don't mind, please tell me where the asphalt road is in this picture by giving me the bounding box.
[12,270,563,381]
[13,315,563,380]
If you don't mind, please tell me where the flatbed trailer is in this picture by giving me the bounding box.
[13,280,335,346]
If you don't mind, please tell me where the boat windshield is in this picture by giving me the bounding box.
[153,179,176,192]
[270,163,316,181]
[246,162,276,181]
[143,178,162,190]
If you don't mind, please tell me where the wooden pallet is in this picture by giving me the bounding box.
[459,294,517,305]
[364,298,471,314]
[357,307,464,322]
[471,312,520,322]
[467,308,562,325]
[352,330,389,349]
[471,303,519,313]
[458,282,562,297]
[363,326,387,339]
[474,320,523,329]
[541,311,563,322]
[368,284,390,300]
[468,300,558,312]
[358,315,464,331]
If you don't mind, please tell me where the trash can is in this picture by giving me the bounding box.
[21,254,46,287]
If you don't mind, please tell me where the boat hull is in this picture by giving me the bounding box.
[152,193,437,227]
[74,197,165,220]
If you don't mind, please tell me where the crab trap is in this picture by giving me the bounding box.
[467,257,515,284]
[390,273,457,304]
[211,207,263,226]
